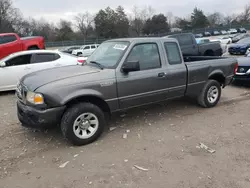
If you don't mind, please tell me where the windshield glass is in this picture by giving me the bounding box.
[237,37,250,44]
[86,41,129,68]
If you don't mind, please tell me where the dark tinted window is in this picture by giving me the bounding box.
[126,43,161,70]
[0,35,17,44]
[33,53,56,63]
[178,35,193,45]
[5,55,31,66]
[164,42,182,65]
[91,45,96,49]
[84,46,90,49]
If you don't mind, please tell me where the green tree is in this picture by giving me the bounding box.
[115,6,129,37]
[191,7,209,28]
[143,14,170,35]
[174,17,192,30]
[55,20,74,41]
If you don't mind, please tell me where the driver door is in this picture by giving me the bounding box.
[0,54,32,91]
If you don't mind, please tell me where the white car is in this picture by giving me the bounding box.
[0,50,78,92]
[228,28,238,34]
[72,44,99,56]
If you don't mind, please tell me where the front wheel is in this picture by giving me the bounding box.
[197,80,221,108]
[61,103,106,146]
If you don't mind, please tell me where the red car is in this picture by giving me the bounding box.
[0,33,45,59]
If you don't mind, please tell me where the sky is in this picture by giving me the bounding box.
[13,0,249,23]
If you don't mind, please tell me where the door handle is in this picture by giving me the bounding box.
[158,72,167,78]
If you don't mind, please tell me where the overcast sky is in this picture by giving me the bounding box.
[13,0,249,23]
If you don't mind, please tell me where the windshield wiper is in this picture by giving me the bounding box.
[89,61,104,70]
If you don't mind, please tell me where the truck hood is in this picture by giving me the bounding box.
[21,65,100,91]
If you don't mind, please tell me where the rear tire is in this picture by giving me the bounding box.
[77,52,82,56]
[61,103,106,146]
[28,46,39,50]
[197,80,221,108]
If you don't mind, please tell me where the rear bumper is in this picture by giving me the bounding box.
[17,100,65,128]
[234,74,250,81]
[228,49,247,55]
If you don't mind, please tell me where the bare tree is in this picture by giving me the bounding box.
[238,3,250,24]
[0,0,23,32]
[74,12,94,40]
[166,12,173,27]
[130,5,155,36]
[207,12,224,27]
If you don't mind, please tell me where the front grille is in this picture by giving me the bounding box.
[16,83,27,103]
[237,66,250,73]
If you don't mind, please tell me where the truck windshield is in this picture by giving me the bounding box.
[86,41,129,68]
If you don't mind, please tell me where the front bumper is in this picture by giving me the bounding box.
[17,100,65,128]
[228,48,247,55]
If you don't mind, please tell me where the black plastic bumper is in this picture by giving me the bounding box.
[17,101,65,128]
[234,74,250,81]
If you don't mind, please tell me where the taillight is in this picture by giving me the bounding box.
[234,62,238,74]
[77,59,86,64]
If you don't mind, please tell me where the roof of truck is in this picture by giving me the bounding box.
[107,37,178,43]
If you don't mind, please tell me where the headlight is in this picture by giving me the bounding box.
[26,91,44,104]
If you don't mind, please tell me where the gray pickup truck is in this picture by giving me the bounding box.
[167,33,223,56]
[16,37,237,145]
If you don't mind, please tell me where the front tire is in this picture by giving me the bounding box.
[197,80,221,108]
[61,103,106,146]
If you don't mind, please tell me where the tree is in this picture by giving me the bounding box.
[74,12,94,40]
[56,20,74,41]
[115,6,129,37]
[238,4,250,24]
[130,5,155,36]
[143,14,170,35]
[174,17,191,30]
[191,7,209,28]
[0,0,23,32]
[207,12,224,27]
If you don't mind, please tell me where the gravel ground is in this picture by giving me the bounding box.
[0,85,250,188]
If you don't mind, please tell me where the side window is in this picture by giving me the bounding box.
[126,43,161,71]
[84,46,90,50]
[33,53,55,63]
[164,42,182,65]
[0,35,17,44]
[178,35,193,45]
[54,53,60,60]
[91,45,96,49]
[5,55,32,66]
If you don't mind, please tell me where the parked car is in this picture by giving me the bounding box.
[194,33,203,38]
[212,31,220,36]
[72,44,99,56]
[0,33,45,59]
[228,28,238,34]
[210,36,232,44]
[245,48,250,56]
[237,28,247,33]
[0,50,78,92]
[203,32,211,36]
[228,37,250,55]
[167,33,222,56]
[220,30,228,35]
[59,46,81,54]
[232,33,250,43]
[234,57,250,83]
[16,37,237,145]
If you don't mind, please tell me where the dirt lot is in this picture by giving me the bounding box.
[0,85,250,188]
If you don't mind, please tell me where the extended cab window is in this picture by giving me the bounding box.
[126,43,161,70]
[91,45,96,49]
[33,53,56,63]
[5,55,32,66]
[164,42,182,65]
[0,35,17,44]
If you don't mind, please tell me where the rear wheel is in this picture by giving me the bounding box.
[77,52,82,56]
[204,50,215,56]
[197,80,221,108]
[28,46,39,50]
[61,103,106,146]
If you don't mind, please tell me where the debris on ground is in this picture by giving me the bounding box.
[124,159,128,163]
[197,143,216,153]
[74,154,79,158]
[109,127,117,131]
[134,165,149,171]
[126,130,130,133]
[120,114,126,118]
[123,133,127,139]
[59,161,70,168]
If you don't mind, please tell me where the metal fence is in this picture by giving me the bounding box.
[45,24,250,48]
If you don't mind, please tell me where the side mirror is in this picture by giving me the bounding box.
[122,60,140,73]
[0,62,6,67]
